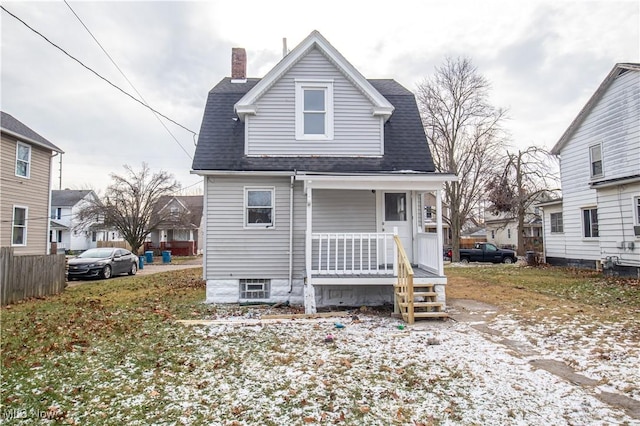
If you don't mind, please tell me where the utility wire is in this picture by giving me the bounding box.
[1,5,198,142]
[1,180,204,224]
[63,1,193,160]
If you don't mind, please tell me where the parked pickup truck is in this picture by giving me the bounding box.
[457,242,518,264]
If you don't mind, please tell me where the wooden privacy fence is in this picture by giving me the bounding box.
[0,247,66,306]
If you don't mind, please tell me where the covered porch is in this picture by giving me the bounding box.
[298,173,454,320]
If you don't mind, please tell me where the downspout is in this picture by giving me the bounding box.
[288,171,295,293]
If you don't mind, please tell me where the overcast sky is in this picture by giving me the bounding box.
[1,0,638,193]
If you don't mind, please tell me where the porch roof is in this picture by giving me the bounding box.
[297,172,457,191]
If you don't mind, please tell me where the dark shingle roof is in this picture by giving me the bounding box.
[1,111,63,153]
[192,78,435,173]
[152,195,203,228]
[51,190,93,207]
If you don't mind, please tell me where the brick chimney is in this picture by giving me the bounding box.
[231,48,246,81]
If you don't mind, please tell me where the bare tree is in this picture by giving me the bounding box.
[416,57,506,261]
[75,163,181,254]
[487,146,560,255]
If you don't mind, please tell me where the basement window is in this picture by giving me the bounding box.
[240,279,270,299]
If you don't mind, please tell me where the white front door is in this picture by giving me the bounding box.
[379,191,413,263]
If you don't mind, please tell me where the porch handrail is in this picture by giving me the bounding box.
[311,232,396,275]
[394,235,414,324]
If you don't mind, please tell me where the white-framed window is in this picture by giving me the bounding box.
[589,144,603,179]
[15,142,31,178]
[295,80,334,140]
[507,228,511,239]
[491,230,495,239]
[582,207,599,238]
[240,279,270,299]
[550,212,563,233]
[50,207,62,220]
[12,206,27,246]
[244,187,274,228]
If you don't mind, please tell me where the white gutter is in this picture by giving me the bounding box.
[191,170,295,177]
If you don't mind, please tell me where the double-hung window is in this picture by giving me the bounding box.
[15,142,31,178]
[589,144,603,179]
[12,206,27,246]
[550,212,563,233]
[295,80,334,140]
[582,207,599,238]
[245,187,274,228]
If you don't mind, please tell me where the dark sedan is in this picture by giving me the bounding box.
[67,248,138,280]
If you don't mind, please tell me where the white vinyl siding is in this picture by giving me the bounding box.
[312,189,376,233]
[246,47,383,156]
[553,70,640,261]
[596,184,640,264]
[205,176,306,280]
[542,204,567,259]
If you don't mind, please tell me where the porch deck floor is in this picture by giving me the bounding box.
[312,266,442,280]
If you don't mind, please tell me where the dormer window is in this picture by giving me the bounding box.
[295,80,333,140]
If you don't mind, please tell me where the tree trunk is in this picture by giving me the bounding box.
[517,206,526,257]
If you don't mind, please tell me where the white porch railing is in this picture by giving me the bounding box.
[416,232,442,275]
[311,232,396,275]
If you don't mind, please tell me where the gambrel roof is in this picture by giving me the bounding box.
[0,111,63,153]
[193,78,435,173]
[551,63,640,155]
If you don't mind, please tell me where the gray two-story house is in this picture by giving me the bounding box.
[192,31,455,320]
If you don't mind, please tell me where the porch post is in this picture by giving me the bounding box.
[304,187,316,313]
[436,188,444,276]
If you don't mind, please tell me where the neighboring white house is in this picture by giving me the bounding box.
[485,203,545,252]
[191,31,455,319]
[539,63,640,277]
[50,189,103,252]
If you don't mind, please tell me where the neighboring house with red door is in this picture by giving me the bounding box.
[146,195,203,256]
[191,31,455,320]
[1,111,63,254]
[538,63,640,276]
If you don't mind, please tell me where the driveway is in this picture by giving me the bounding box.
[66,258,202,287]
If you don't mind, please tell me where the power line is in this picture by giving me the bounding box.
[1,180,204,224]
[63,1,193,160]
[1,5,198,142]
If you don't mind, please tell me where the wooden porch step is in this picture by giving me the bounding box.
[394,283,435,290]
[395,291,437,298]
[398,302,444,309]
[413,312,449,319]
